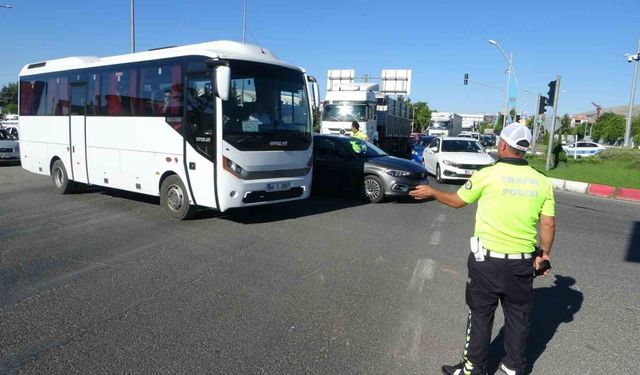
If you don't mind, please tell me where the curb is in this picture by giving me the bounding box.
[552,179,640,202]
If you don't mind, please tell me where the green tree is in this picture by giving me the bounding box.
[397,95,411,105]
[0,82,18,112]
[526,116,534,128]
[631,114,640,147]
[591,112,625,144]
[411,101,432,132]
[495,114,505,133]
[3,103,17,114]
[558,113,572,142]
[313,107,321,132]
[575,123,586,141]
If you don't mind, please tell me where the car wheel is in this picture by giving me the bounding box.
[363,175,384,203]
[160,175,197,220]
[51,159,76,194]
[436,164,444,184]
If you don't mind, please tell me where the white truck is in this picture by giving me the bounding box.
[321,83,411,156]
[427,112,462,137]
[321,82,379,142]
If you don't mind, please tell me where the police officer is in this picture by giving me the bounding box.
[351,121,368,141]
[409,123,556,375]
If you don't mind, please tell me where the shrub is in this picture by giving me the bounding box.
[598,148,640,169]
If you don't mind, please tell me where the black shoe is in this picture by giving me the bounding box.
[441,362,467,375]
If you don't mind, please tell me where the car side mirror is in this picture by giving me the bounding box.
[430,146,438,153]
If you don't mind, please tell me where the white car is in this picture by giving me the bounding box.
[0,128,20,161]
[422,137,495,183]
[562,141,605,157]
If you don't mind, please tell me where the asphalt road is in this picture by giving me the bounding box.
[1,163,639,374]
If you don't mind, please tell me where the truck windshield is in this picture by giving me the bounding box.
[322,104,367,121]
[222,60,312,151]
[431,121,450,130]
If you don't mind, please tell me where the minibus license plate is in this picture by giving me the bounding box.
[266,182,291,192]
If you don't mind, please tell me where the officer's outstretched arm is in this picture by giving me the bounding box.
[409,185,467,208]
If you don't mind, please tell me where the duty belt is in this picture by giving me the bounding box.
[483,249,532,260]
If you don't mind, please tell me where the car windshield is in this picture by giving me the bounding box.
[431,121,450,130]
[322,104,367,122]
[442,139,484,153]
[417,138,434,146]
[0,129,15,140]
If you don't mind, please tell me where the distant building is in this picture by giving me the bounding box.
[571,115,594,128]
[484,114,497,124]
[459,113,486,131]
[573,104,640,121]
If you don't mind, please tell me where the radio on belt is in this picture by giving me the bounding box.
[470,236,485,262]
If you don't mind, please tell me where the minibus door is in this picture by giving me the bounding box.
[69,83,88,184]
[184,73,217,209]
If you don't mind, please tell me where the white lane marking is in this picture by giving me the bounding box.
[408,321,424,361]
[430,230,441,245]
[408,258,436,293]
[430,213,447,228]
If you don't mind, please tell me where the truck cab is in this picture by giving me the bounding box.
[320,83,378,143]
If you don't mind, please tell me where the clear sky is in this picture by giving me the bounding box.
[1,0,639,115]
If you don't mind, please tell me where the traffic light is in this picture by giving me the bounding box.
[538,96,548,114]
[464,73,469,85]
[547,80,557,106]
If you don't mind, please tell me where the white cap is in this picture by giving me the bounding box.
[500,123,532,151]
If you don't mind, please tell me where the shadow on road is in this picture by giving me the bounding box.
[625,221,640,263]
[0,160,21,167]
[487,275,583,375]
[98,187,161,205]
[81,186,418,222]
[220,193,367,224]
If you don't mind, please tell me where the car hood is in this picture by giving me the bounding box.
[439,152,494,165]
[367,155,427,172]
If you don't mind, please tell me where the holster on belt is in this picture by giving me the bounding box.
[534,245,543,258]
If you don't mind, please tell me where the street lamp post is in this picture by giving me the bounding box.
[489,39,518,128]
[624,36,640,148]
[130,0,135,53]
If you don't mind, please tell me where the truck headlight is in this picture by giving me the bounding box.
[442,160,459,167]
[386,170,412,177]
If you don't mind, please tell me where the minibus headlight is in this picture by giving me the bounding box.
[223,156,245,178]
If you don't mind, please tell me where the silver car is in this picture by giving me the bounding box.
[0,129,20,161]
[313,135,429,203]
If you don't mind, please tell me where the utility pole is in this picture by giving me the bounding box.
[130,0,135,53]
[242,0,247,43]
[624,36,640,147]
[532,93,541,148]
[545,76,561,171]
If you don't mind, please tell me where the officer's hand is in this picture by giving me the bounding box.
[409,185,433,200]
[535,254,551,277]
